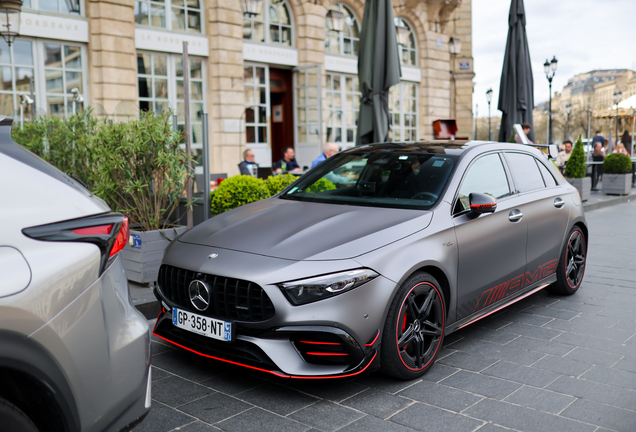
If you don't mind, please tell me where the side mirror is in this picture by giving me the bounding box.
[548,144,559,160]
[469,192,497,217]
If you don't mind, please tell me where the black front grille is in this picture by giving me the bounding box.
[157,264,275,322]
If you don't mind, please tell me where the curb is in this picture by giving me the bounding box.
[583,194,634,211]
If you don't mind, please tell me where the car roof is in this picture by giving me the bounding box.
[345,140,541,158]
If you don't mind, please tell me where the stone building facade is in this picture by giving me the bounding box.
[8,0,474,175]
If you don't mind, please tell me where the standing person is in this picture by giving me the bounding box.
[238,148,259,176]
[621,130,632,155]
[274,147,301,173]
[311,143,339,168]
[515,123,533,144]
[591,142,605,190]
[592,130,605,150]
[556,140,573,167]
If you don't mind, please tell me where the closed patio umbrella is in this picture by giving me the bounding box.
[355,0,401,145]
[497,0,534,143]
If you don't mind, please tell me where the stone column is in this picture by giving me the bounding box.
[453,1,475,139]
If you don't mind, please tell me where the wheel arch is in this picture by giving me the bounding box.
[417,265,452,317]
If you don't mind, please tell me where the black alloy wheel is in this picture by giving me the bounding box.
[381,272,445,380]
[550,227,587,295]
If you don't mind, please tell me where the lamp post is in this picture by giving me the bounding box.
[613,90,622,148]
[544,56,558,144]
[0,0,22,46]
[486,88,493,141]
[565,103,572,140]
[70,87,83,114]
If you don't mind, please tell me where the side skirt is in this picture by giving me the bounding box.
[445,275,557,335]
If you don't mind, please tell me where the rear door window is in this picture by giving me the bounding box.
[504,152,546,193]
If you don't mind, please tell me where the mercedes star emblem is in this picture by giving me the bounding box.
[189,280,210,311]
[208,253,218,259]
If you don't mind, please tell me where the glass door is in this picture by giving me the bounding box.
[244,63,271,167]
[293,64,322,169]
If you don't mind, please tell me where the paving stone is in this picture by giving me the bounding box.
[397,380,482,412]
[563,347,623,367]
[447,338,545,366]
[504,386,575,415]
[420,363,460,383]
[498,322,562,340]
[612,357,636,373]
[201,372,265,395]
[353,374,421,394]
[585,297,636,312]
[450,326,519,345]
[341,388,412,419]
[497,311,554,326]
[504,336,574,357]
[613,319,636,332]
[217,407,310,432]
[151,366,172,382]
[473,424,513,432]
[152,340,174,356]
[288,400,364,432]
[391,402,484,432]
[151,376,215,407]
[553,331,636,358]
[178,392,251,424]
[438,351,498,372]
[440,370,521,400]
[289,379,367,403]
[131,402,195,432]
[544,317,631,342]
[531,355,592,377]
[546,301,606,315]
[463,398,596,432]
[172,421,219,432]
[522,305,579,320]
[481,361,560,388]
[150,350,226,382]
[237,383,318,416]
[599,308,636,323]
[561,399,636,432]
[337,415,419,432]
[581,365,636,390]
[547,376,636,412]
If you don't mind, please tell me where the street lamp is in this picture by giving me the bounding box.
[486,88,493,141]
[71,87,83,114]
[0,0,22,46]
[394,18,410,47]
[544,56,558,143]
[613,90,622,148]
[326,9,345,32]
[449,37,462,55]
[242,0,263,18]
[565,103,572,140]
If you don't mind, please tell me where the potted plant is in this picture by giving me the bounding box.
[93,111,193,284]
[602,153,633,195]
[564,137,590,201]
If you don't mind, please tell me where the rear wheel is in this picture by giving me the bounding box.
[549,227,586,295]
[0,397,39,432]
[381,272,445,380]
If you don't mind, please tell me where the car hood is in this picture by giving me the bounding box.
[178,198,433,261]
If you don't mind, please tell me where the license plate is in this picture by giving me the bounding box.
[172,308,232,342]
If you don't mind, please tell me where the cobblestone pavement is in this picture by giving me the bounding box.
[134,200,636,432]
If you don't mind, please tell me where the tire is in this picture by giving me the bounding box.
[381,272,446,380]
[549,227,587,295]
[0,397,39,432]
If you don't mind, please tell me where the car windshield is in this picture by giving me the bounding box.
[279,149,456,210]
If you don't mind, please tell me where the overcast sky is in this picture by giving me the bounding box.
[472,0,636,118]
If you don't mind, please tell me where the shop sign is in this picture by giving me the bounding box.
[324,54,357,74]
[401,66,421,83]
[20,12,88,42]
[243,42,298,67]
[135,28,209,57]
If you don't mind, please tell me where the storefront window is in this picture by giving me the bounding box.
[44,43,84,116]
[135,0,202,33]
[244,65,268,147]
[395,17,416,66]
[243,0,293,46]
[325,73,360,149]
[26,0,82,15]
[0,39,35,117]
[325,3,359,56]
[389,82,418,142]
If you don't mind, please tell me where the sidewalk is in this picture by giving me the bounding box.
[130,185,636,319]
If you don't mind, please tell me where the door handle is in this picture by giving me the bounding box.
[508,209,523,222]
[554,197,565,208]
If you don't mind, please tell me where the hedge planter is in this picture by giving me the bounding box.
[602,173,632,195]
[123,226,187,284]
[567,177,591,202]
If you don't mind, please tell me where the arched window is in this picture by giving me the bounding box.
[325,3,360,56]
[243,0,293,46]
[395,17,416,66]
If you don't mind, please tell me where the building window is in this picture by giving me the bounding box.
[244,65,268,147]
[24,0,82,15]
[243,0,293,46]
[0,39,35,118]
[389,82,418,142]
[137,52,207,165]
[44,43,84,116]
[135,0,202,33]
[325,3,359,56]
[326,73,360,149]
[395,17,416,66]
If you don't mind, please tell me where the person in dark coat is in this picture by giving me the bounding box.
[238,149,259,176]
[621,130,632,155]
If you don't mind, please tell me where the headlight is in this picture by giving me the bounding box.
[279,269,379,306]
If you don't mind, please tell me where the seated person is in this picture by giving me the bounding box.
[311,142,339,168]
[555,140,573,167]
[613,142,630,156]
[238,148,258,176]
[274,147,301,173]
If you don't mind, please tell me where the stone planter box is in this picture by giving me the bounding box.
[567,177,591,202]
[602,173,632,195]
[123,226,187,284]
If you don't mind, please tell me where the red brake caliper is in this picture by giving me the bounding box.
[402,312,408,349]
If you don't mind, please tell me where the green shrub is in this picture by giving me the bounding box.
[210,175,269,215]
[603,153,632,174]
[264,174,297,196]
[564,137,586,178]
[307,177,336,193]
[91,111,191,231]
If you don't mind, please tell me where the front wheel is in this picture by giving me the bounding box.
[0,397,39,432]
[381,272,446,380]
[549,227,587,295]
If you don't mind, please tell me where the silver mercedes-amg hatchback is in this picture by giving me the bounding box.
[0,118,151,430]
[153,141,587,380]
